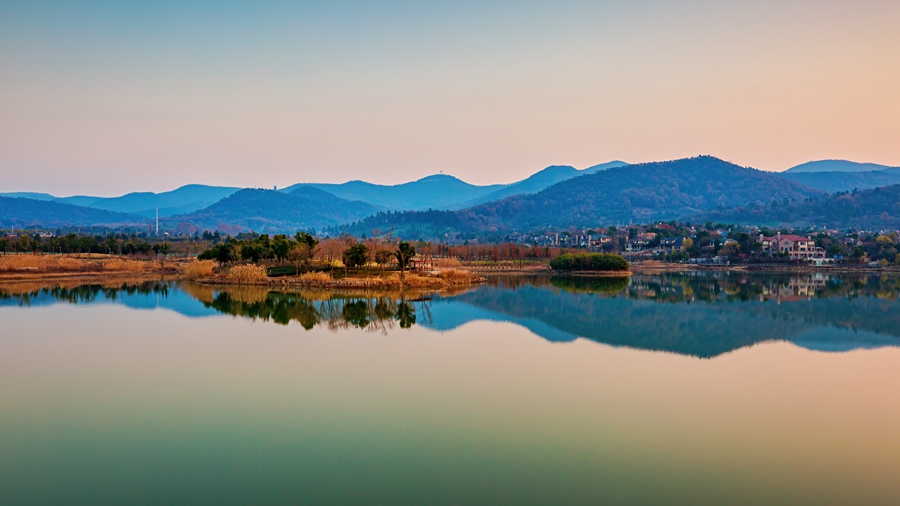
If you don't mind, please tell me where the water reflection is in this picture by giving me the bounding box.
[2,271,899,357]
[199,289,423,332]
[4,273,900,506]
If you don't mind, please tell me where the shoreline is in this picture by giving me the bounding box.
[2,253,899,289]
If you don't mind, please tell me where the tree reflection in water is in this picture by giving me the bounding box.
[200,287,427,332]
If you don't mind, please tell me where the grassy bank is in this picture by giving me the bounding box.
[0,253,183,281]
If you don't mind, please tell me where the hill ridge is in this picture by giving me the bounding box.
[339,156,821,238]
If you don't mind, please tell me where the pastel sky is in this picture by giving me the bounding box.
[1,0,898,196]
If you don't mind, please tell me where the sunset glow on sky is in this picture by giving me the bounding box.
[1,0,898,195]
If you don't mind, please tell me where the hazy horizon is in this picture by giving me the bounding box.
[2,1,898,195]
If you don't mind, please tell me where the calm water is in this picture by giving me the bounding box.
[2,272,900,505]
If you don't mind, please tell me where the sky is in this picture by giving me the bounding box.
[1,0,898,196]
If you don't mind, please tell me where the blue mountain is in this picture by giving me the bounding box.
[784,159,898,173]
[1,184,240,218]
[282,161,628,211]
[0,196,145,228]
[168,187,382,234]
[457,161,629,208]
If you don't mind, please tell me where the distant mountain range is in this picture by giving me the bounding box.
[281,160,628,211]
[164,187,382,234]
[3,157,900,234]
[342,156,822,237]
[0,185,240,218]
[0,196,144,229]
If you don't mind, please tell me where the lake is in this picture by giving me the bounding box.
[2,272,900,505]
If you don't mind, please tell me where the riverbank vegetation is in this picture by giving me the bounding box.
[191,233,485,288]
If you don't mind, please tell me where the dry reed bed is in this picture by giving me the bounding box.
[182,259,217,280]
[0,254,174,275]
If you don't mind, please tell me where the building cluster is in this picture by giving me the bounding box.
[532,233,613,249]
[506,221,900,264]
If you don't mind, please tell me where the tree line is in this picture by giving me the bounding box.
[197,232,418,277]
[0,232,172,256]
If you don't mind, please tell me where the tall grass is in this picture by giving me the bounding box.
[182,260,217,280]
[102,259,151,272]
[299,271,333,286]
[0,254,160,273]
[435,257,462,267]
[0,255,85,272]
[436,268,485,284]
[389,273,444,288]
[224,264,268,284]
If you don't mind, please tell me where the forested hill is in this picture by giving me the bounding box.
[462,156,818,229]
[457,161,629,208]
[698,184,900,229]
[282,175,503,211]
[0,197,146,228]
[780,170,900,193]
[341,156,820,237]
[169,187,382,234]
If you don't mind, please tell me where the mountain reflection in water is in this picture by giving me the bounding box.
[2,271,898,358]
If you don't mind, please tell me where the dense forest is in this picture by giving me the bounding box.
[699,184,900,229]
[781,170,900,193]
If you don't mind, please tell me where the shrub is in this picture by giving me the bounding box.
[549,253,629,271]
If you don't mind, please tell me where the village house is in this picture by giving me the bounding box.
[759,233,826,260]
[655,236,684,254]
[626,237,650,252]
